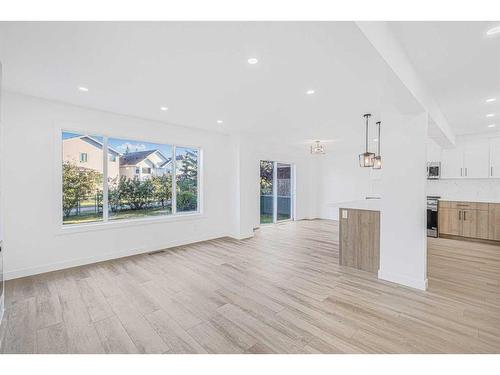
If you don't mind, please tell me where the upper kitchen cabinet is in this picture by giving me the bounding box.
[463,139,490,178]
[440,138,495,179]
[441,146,463,178]
[489,137,500,178]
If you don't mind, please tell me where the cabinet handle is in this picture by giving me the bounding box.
[492,167,494,177]
[463,211,466,221]
[460,168,463,177]
[465,168,468,177]
[459,210,462,220]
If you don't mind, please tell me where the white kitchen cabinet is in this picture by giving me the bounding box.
[489,137,500,178]
[441,146,464,178]
[463,139,490,178]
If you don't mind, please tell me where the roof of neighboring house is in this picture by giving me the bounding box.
[120,149,171,167]
[64,135,121,156]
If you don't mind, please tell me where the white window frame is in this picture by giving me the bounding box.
[79,152,88,163]
[58,129,203,233]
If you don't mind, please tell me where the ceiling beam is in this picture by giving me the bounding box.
[356,21,455,148]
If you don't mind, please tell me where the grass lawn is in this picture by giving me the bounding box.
[260,213,273,224]
[63,206,172,225]
[260,213,291,224]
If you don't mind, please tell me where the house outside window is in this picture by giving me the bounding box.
[62,131,201,225]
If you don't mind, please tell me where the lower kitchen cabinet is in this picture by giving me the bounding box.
[439,201,500,242]
[488,203,500,241]
[476,209,490,240]
[439,207,460,236]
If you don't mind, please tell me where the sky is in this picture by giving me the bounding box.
[62,131,174,159]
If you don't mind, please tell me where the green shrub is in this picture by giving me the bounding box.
[177,191,197,212]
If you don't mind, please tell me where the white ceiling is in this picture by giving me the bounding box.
[0,21,422,147]
[390,21,500,136]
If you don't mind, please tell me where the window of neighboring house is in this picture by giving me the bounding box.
[62,132,103,225]
[62,131,201,226]
[176,147,199,213]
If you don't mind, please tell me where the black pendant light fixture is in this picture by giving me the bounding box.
[359,113,375,167]
[372,121,382,169]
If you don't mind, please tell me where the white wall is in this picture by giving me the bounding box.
[1,92,314,280]
[378,110,428,290]
[1,92,240,279]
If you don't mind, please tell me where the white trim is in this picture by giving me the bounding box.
[5,231,227,281]
[272,162,277,223]
[102,136,109,222]
[172,145,177,215]
[0,294,4,326]
[378,268,428,291]
[57,212,207,235]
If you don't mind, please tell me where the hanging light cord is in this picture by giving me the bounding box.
[377,121,381,156]
[364,114,370,153]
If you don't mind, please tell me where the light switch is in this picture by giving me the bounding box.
[342,210,348,219]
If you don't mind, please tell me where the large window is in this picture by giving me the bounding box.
[61,131,201,226]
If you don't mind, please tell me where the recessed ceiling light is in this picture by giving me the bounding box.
[486,98,497,103]
[488,124,496,128]
[160,106,168,111]
[217,120,223,124]
[306,89,315,95]
[78,86,89,92]
[486,113,495,118]
[486,26,500,36]
[247,58,258,65]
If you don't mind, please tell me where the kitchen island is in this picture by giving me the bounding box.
[330,199,381,274]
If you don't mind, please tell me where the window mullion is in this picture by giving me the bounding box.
[103,136,109,222]
[172,145,177,215]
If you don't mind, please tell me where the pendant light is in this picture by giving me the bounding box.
[359,113,375,167]
[372,121,382,169]
[310,140,325,155]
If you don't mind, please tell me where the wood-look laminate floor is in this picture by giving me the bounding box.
[0,220,499,354]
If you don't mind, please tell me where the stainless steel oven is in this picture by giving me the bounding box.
[427,162,441,179]
[427,196,440,237]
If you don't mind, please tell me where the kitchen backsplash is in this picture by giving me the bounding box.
[427,179,500,201]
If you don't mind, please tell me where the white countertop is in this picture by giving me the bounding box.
[438,198,500,204]
[328,198,383,211]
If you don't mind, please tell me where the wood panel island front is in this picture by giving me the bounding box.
[334,200,381,274]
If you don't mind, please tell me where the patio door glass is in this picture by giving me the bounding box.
[260,161,274,224]
[260,161,293,224]
[276,163,292,221]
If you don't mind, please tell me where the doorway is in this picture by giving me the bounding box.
[260,160,294,224]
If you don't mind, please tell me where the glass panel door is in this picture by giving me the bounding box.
[276,163,292,221]
[260,161,293,224]
[260,161,274,224]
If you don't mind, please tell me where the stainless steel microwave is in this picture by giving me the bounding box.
[427,162,441,179]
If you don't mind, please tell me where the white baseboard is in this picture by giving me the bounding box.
[4,232,229,281]
[0,294,4,326]
[378,269,428,291]
[228,231,255,240]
